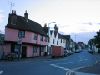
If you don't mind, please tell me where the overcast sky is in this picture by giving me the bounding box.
[0,0,100,44]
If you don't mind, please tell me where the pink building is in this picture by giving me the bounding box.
[4,10,48,58]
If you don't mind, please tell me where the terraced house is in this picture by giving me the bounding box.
[4,10,48,58]
[43,24,66,56]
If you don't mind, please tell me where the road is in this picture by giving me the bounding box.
[0,49,100,75]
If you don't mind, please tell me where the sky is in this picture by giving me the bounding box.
[0,0,100,44]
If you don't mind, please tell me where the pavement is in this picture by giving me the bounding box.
[76,53,100,75]
[76,61,100,75]
[0,55,52,62]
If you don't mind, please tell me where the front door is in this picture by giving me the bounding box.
[39,47,41,56]
[22,46,27,58]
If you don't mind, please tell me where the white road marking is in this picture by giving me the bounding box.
[68,62,73,63]
[84,59,88,61]
[66,70,76,75]
[79,59,83,61]
[50,64,70,71]
[50,63,95,75]
[72,64,93,71]
[56,62,73,65]
[50,64,76,75]
[56,63,68,65]
[72,66,86,70]
[0,70,3,74]
[79,59,89,62]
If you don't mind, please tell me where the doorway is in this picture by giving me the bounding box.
[22,46,27,58]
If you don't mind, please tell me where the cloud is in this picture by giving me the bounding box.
[0,10,5,24]
[0,10,5,33]
[71,32,97,44]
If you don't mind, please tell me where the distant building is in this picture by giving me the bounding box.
[4,10,48,58]
[70,39,75,52]
[77,42,85,50]
[63,35,71,50]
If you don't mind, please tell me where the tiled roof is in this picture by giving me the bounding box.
[6,13,48,36]
[43,26,48,34]
[63,35,70,40]
[58,33,66,39]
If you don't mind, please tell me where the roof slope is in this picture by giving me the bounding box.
[6,13,48,36]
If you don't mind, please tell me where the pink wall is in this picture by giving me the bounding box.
[33,47,39,57]
[5,27,48,45]
[5,28,18,41]
[27,45,33,57]
[36,35,48,45]
[33,51,39,57]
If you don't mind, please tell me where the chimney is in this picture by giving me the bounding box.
[8,10,17,25]
[24,10,28,21]
[54,24,58,32]
[12,10,16,15]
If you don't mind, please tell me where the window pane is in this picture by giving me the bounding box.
[40,35,43,41]
[44,37,48,42]
[33,46,37,53]
[34,33,38,40]
[18,31,25,38]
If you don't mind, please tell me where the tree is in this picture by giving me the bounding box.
[0,34,4,59]
[94,30,100,48]
[92,30,100,53]
[88,38,94,50]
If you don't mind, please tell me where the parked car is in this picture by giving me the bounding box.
[88,50,94,54]
[64,50,69,57]
[75,49,81,53]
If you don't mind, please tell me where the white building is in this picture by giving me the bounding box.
[43,24,66,55]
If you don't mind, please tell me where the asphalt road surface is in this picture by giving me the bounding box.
[0,49,100,75]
